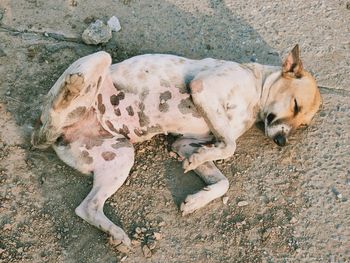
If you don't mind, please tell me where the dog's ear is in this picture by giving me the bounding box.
[282,44,304,78]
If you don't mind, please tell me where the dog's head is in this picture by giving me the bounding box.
[261,45,322,146]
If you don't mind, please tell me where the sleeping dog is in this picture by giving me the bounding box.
[32,45,321,247]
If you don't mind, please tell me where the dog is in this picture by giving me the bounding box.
[31,45,321,248]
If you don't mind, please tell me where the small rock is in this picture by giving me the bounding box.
[70,0,78,7]
[331,187,342,199]
[17,247,23,253]
[153,232,162,240]
[250,54,258,62]
[131,239,141,246]
[125,179,130,186]
[142,245,152,258]
[135,227,142,234]
[107,16,122,32]
[222,196,229,205]
[116,243,130,254]
[237,201,249,207]
[148,240,157,250]
[82,20,112,45]
[158,221,166,227]
[3,223,11,231]
[169,151,177,158]
[290,217,298,224]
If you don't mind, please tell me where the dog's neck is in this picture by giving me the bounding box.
[249,64,281,120]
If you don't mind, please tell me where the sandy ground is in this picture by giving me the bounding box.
[0,0,349,262]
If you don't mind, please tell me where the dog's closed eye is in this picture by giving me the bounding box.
[266,113,276,125]
[293,98,300,115]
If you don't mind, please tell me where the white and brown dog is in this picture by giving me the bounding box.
[31,45,321,247]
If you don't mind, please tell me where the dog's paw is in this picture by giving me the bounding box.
[183,153,202,173]
[180,189,211,216]
[109,236,132,253]
[108,230,131,248]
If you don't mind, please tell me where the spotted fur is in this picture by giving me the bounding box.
[31,46,321,247]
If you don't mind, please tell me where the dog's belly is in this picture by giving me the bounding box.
[95,55,220,143]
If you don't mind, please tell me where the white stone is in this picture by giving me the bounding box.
[237,201,249,207]
[107,16,122,32]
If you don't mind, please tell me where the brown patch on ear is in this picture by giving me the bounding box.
[282,44,304,78]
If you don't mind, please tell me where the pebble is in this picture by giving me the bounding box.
[135,227,142,234]
[222,196,229,205]
[158,221,166,227]
[131,239,141,246]
[107,16,122,32]
[169,151,177,158]
[3,224,12,231]
[290,217,298,224]
[153,232,162,240]
[331,187,342,199]
[142,245,152,258]
[116,244,129,254]
[82,20,112,45]
[148,240,157,250]
[237,201,249,207]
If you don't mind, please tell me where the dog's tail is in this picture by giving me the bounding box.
[31,51,112,149]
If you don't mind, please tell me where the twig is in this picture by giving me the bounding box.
[0,24,83,44]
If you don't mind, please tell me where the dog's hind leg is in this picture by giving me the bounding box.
[32,51,112,149]
[54,136,134,247]
[172,137,229,216]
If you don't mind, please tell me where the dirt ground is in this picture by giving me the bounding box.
[0,0,349,262]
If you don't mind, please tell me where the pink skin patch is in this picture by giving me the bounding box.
[190,79,203,93]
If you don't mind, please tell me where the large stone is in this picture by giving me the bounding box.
[81,20,112,45]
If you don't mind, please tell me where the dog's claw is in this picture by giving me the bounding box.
[183,159,197,173]
[109,234,132,251]
[183,153,202,172]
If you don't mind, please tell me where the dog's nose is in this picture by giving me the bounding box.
[273,134,286,146]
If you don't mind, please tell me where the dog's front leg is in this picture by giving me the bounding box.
[183,80,237,172]
[172,137,229,215]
